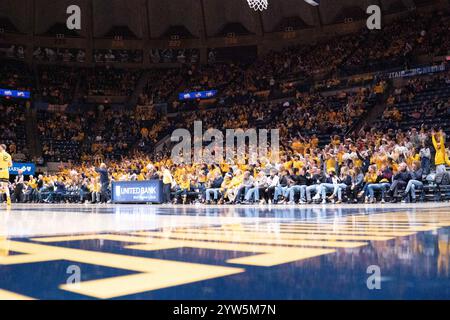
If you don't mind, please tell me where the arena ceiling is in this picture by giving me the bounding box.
[0,0,438,39]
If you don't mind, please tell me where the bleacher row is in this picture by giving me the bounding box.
[375,74,450,136]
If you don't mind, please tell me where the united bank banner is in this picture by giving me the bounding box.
[112,180,163,203]
[9,162,36,175]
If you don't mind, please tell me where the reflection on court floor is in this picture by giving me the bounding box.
[0,203,449,299]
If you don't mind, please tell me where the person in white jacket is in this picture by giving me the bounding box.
[244,171,268,204]
[265,169,280,204]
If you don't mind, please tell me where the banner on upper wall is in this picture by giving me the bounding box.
[112,180,163,204]
[179,90,217,101]
[0,88,31,99]
[387,64,446,79]
[9,162,36,176]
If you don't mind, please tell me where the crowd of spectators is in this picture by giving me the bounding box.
[150,49,199,64]
[37,65,78,105]
[341,13,438,75]
[86,66,141,96]
[37,110,94,162]
[0,100,29,161]
[377,70,450,130]
[94,49,143,64]
[412,12,450,57]
[0,60,33,91]
[5,124,449,205]
[139,69,183,105]
[1,8,449,205]
[0,61,32,161]
[0,45,26,60]
[33,47,86,63]
[37,105,167,163]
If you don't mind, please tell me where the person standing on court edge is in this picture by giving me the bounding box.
[94,163,110,203]
[161,166,173,204]
[14,169,25,203]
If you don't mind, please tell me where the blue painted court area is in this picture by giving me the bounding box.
[0,203,449,300]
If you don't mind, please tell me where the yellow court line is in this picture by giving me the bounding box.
[224,223,431,229]
[281,221,436,229]
[10,207,446,299]
[340,214,450,221]
[258,222,432,228]
[280,219,426,228]
[33,232,367,249]
[348,212,450,218]
[126,241,336,267]
[0,253,61,265]
[167,228,394,241]
[132,231,368,248]
[351,215,450,220]
[349,217,450,224]
[8,240,241,273]
[342,210,450,217]
[7,240,244,299]
[278,221,436,227]
[31,234,117,243]
[0,289,35,300]
[32,233,338,267]
[239,224,438,232]
[216,227,416,237]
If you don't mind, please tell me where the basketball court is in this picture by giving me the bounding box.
[1,202,449,300]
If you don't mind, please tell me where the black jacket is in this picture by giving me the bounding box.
[410,168,423,182]
[210,176,224,189]
[393,170,411,183]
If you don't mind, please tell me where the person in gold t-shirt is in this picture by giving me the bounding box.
[0,144,12,206]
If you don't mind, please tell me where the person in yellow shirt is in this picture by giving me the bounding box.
[310,135,319,149]
[220,161,230,174]
[90,178,101,203]
[0,144,12,206]
[358,165,377,198]
[432,130,447,174]
[219,174,232,204]
[161,166,173,204]
[226,170,244,203]
[25,175,38,202]
[174,174,191,204]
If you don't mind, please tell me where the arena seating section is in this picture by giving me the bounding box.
[0,9,449,204]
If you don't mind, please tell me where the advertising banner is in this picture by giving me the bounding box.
[387,64,446,79]
[112,180,163,204]
[179,90,217,101]
[9,162,36,175]
[0,88,31,99]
